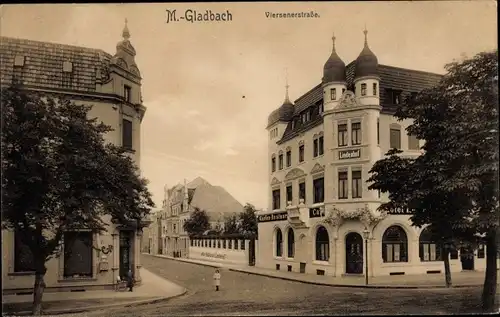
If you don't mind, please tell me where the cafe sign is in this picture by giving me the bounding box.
[309,207,324,218]
[339,149,361,160]
[258,212,288,223]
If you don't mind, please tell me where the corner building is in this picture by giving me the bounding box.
[1,21,152,293]
[257,31,494,277]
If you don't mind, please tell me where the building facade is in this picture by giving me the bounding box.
[150,177,244,258]
[1,21,152,293]
[257,30,496,277]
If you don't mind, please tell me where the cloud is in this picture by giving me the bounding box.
[193,140,213,151]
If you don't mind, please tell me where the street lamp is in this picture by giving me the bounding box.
[362,228,370,286]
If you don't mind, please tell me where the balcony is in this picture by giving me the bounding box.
[286,200,308,228]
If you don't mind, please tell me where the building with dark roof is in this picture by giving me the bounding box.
[1,21,150,293]
[258,30,490,277]
[151,177,244,258]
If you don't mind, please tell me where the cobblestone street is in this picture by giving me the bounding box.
[82,254,485,316]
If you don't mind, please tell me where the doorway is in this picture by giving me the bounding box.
[460,247,475,270]
[119,230,134,279]
[345,232,364,274]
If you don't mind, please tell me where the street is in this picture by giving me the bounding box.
[84,254,484,316]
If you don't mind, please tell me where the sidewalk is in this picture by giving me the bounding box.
[146,253,489,289]
[2,268,187,316]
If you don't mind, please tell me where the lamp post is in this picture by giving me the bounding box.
[363,228,370,286]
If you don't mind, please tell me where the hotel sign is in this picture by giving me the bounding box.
[258,212,288,223]
[388,207,414,215]
[339,149,361,160]
[309,208,324,218]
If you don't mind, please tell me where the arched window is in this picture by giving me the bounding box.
[382,226,408,262]
[419,227,441,261]
[275,228,283,257]
[287,228,295,258]
[316,226,330,261]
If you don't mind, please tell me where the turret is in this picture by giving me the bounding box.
[353,28,380,106]
[322,33,347,112]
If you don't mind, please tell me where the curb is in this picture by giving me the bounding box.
[5,288,188,316]
[146,254,482,290]
[228,268,482,290]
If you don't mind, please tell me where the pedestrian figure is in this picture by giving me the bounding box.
[127,269,134,292]
[213,269,221,291]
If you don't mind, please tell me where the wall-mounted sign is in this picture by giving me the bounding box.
[387,207,414,215]
[339,149,361,160]
[201,252,227,260]
[258,212,288,223]
[309,208,324,218]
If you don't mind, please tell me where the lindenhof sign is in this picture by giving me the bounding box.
[339,149,361,160]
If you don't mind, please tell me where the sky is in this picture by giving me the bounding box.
[0,2,497,211]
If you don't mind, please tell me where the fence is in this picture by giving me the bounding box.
[188,235,257,266]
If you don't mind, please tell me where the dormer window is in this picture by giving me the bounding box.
[63,61,73,73]
[387,89,402,104]
[14,55,25,67]
[124,85,131,102]
[330,88,336,101]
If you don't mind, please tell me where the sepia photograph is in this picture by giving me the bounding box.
[0,1,498,316]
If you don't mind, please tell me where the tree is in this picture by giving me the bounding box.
[1,85,155,316]
[213,220,224,235]
[183,207,210,236]
[239,203,258,236]
[223,213,240,235]
[368,50,498,312]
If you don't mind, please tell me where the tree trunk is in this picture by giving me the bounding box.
[32,263,47,316]
[482,230,498,313]
[442,246,452,288]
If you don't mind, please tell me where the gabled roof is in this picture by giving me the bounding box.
[0,36,112,92]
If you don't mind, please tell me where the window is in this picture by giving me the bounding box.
[122,118,133,150]
[342,88,346,95]
[377,120,380,145]
[64,231,93,278]
[286,185,293,204]
[373,83,378,96]
[278,153,284,170]
[299,181,306,203]
[390,127,401,149]
[313,177,324,203]
[319,103,324,114]
[287,229,295,258]
[351,122,361,145]
[63,61,73,73]
[286,149,291,167]
[298,144,305,163]
[419,227,441,261]
[271,156,276,172]
[313,138,319,157]
[338,171,348,199]
[272,189,281,210]
[408,134,420,150]
[14,55,25,67]
[388,89,402,104]
[275,228,283,257]
[14,231,35,273]
[124,85,131,102]
[338,124,348,147]
[316,226,329,261]
[319,136,324,155]
[330,88,336,100]
[352,170,362,198]
[361,83,367,96]
[382,226,408,263]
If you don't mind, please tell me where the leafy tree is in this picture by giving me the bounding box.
[223,213,240,235]
[239,203,258,236]
[212,220,224,236]
[1,85,155,316]
[183,207,210,236]
[368,50,498,312]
